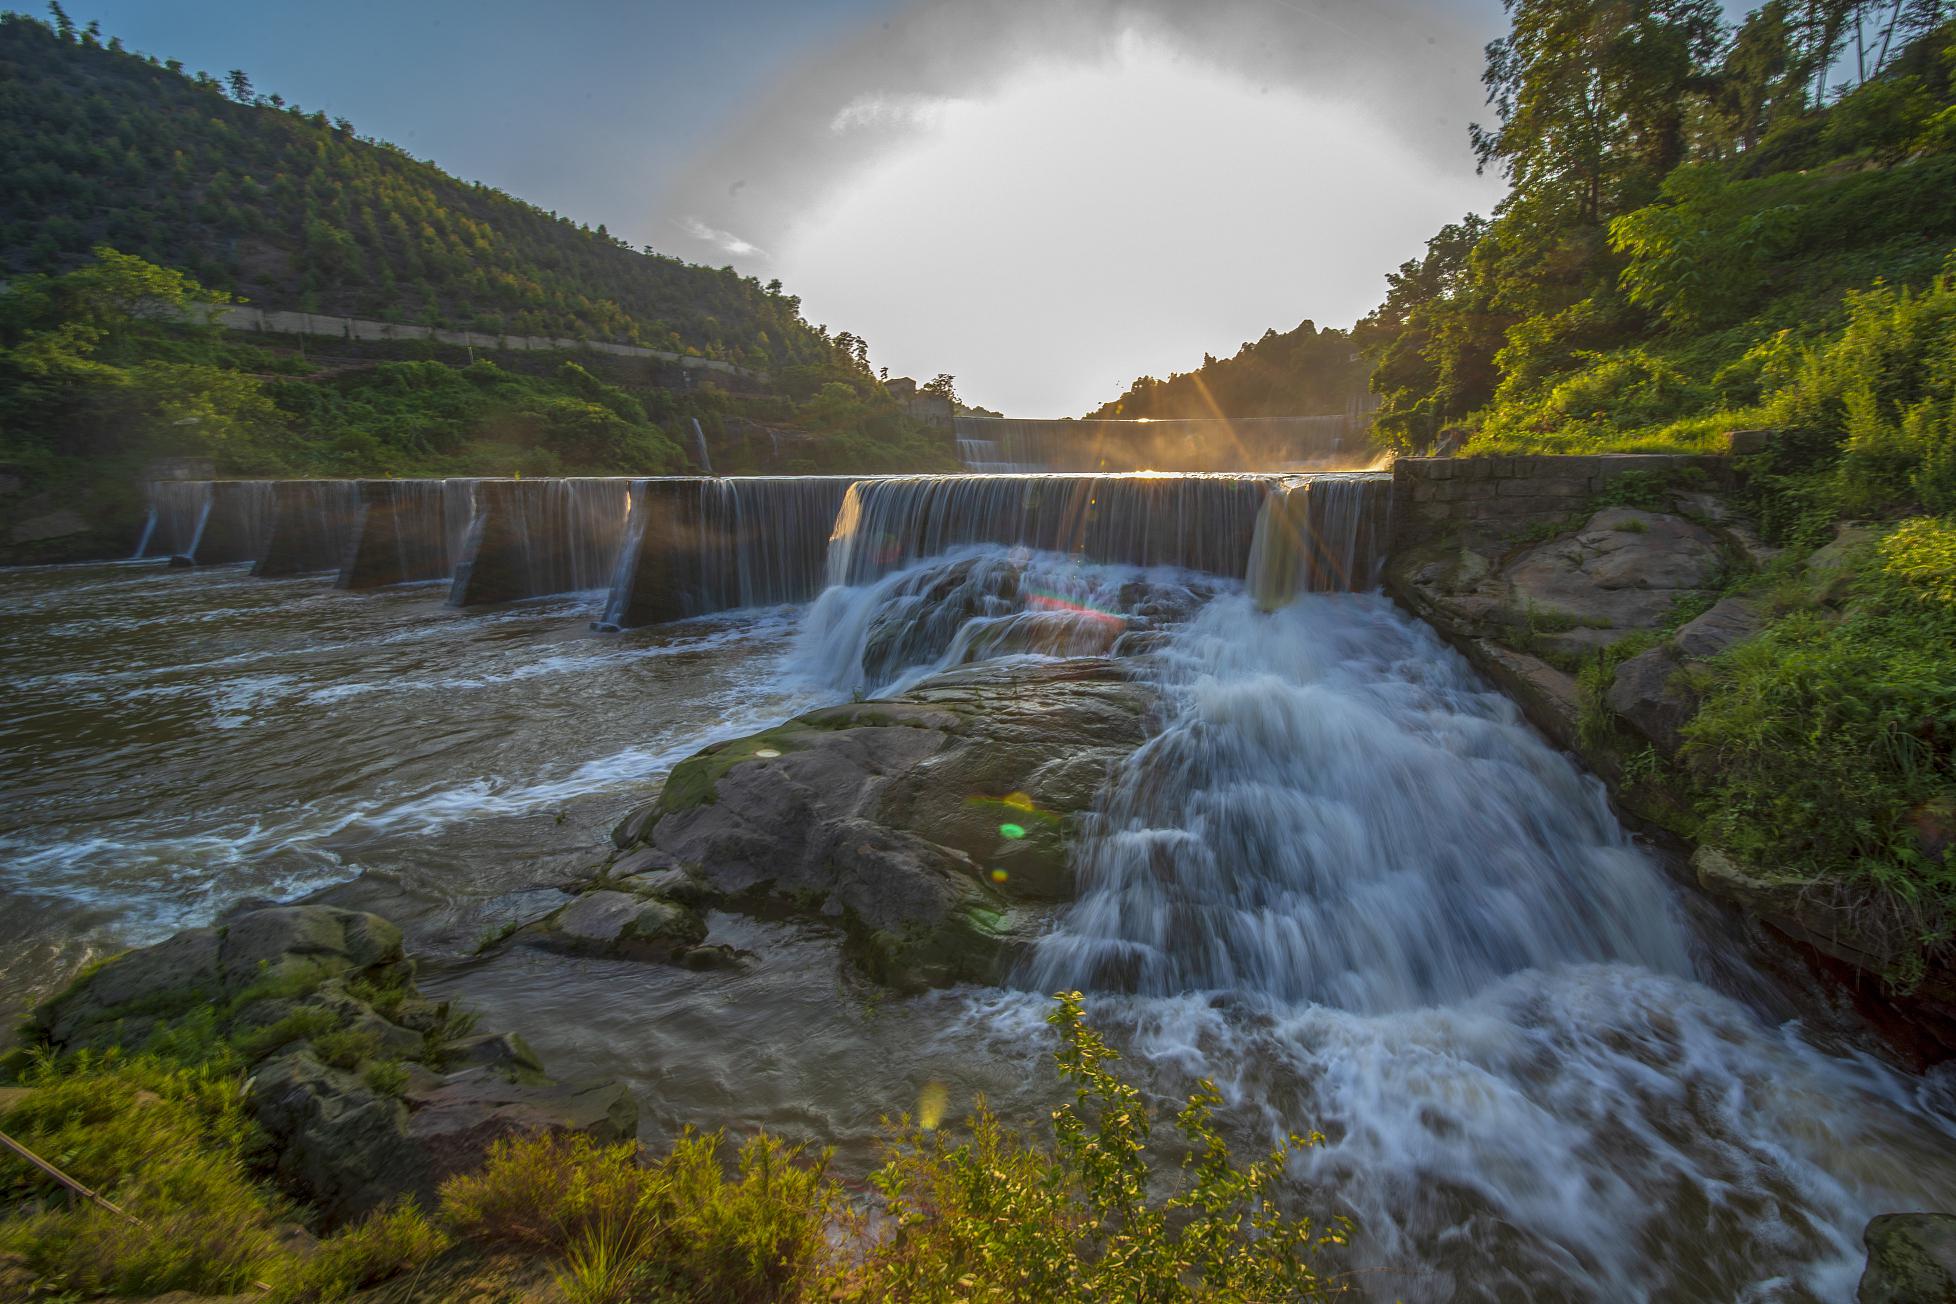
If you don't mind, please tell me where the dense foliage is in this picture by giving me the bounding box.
[0,11,832,368]
[0,992,1350,1300]
[1379,0,1956,461]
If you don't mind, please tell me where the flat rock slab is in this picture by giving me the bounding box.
[1504,508,1725,629]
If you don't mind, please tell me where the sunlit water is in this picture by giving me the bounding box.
[4,553,1954,1300]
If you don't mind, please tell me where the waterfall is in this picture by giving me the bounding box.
[254,481,363,577]
[513,477,632,595]
[1244,472,1393,608]
[442,478,479,571]
[143,481,213,559]
[1023,593,1694,1004]
[689,418,714,475]
[824,474,1282,588]
[129,507,156,560]
[996,590,1956,1296]
[599,476,858,628]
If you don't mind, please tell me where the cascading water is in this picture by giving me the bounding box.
[136,480,276,564]
[598,476,859,628]
[689,417,714,475]
[254,480,362,576]
[825,473,1276,588]
[140,481,213,559]
[442,479,479,567]
[999,591,1956,1298]
[1245,472,1393,606]
[791,546,1218,696]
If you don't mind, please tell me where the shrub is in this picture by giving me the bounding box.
[1683,517,1956,952]
[0,1049,282,1295]
[838,992,1351,1301]
[267,1200,450,1302]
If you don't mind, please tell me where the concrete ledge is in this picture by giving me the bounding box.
[1392,454,1736,551]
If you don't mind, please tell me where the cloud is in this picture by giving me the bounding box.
[830,92,967,133]
[678,217,766,258]
[650,0,1509,412]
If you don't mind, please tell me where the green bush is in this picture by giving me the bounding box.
[0,1049,284,1295]
[1684,518,1956,926]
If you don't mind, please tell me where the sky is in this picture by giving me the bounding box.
[76,0,1514,415]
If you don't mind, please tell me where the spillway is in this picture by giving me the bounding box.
[132,471,1396,624]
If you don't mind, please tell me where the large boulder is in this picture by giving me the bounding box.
[1860,1213,1956,1303]
[616,657,1153,989]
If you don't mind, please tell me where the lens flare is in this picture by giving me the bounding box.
[990,867,1009,883]
[1025,588,1126,627]
[917,1079,948,1131]
[753,747,781,759]
[999,822,1026,840]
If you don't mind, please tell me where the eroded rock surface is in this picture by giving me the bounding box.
[600,657,1154,989]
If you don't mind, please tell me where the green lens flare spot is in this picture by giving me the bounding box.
[998,822,1026,840]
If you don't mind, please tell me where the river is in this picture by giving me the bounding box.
[4,541,1954,1300]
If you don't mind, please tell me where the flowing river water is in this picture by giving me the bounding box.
[5,526,1956,1300]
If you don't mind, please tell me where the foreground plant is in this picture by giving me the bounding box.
[3,991,1349,1300]
[835,990,1350,1302]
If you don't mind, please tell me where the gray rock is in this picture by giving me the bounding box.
[1673,597,1762,660]
[402,1069,637,1195]
[633,658,1152,988]
[249,1051,416,1225]
[1472,642,1583,752]
[610,798,663,850]
[34,926,221,1046]
[444,1031,546,1077]
[528,890,707,961]
[1606,646,1694,755]
[611,845,679,878]
[217,905,403,989]
[249,1050,637,1226]
[1860,1213,1956,1303]
[1503,509,1724,629]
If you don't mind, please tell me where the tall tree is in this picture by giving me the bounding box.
[1472,0,1728,225]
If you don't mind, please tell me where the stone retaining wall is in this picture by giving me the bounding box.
[1392,453,1737,549]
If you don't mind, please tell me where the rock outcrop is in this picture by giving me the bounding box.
[596,657,1154,990]
[1860,1213,1956,1303]
[1388,502,1753,752]
[1389,481,1956,1055]
[30,904,637,1226]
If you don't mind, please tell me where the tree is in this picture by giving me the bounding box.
[226,69,252,103]
[45,1,72,41]
[1472,0,1728,225]
[922,373,958,404]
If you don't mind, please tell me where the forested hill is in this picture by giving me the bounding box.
[1086,319,1368,420]
[0,12,826,368]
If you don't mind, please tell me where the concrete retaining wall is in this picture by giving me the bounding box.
[1391,454,1737,549]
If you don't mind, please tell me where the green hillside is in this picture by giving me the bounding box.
[0,10,956,561]
[1086,319,1366,420]
[0,11,825,368]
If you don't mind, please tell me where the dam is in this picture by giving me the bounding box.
[129,470,1399,625]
